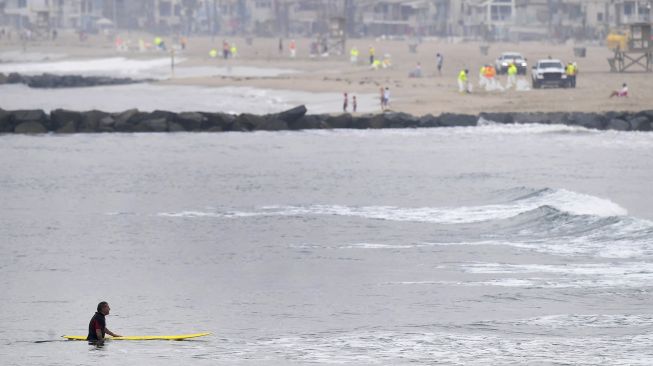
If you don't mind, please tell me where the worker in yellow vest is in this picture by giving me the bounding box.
[458,69,470,94]
[350,46,359,64]
[507,62,517,89]
[566,62,577,88]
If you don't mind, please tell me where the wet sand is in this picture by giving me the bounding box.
[1,32,651,115]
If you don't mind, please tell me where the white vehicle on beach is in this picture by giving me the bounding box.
[495,52,527,74]
[531,59,568,89]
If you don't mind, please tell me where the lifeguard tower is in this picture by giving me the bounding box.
[608,23,652,72]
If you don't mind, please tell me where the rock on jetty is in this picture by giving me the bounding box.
[0,106,651,134]
[0,72,148,88]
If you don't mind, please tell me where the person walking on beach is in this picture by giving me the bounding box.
[343,92,349,113]
[369,46,375,65]
[436,53,443,76]
[278,38,283,55]
[289,39,297,58]
[88,301,121,345]
[352,96,357,113]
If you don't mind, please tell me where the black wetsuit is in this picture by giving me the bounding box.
[87,312,106,341]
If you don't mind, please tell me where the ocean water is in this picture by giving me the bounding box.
[0,56,374,114]
[1,124,653,365]
[0,83,378,114]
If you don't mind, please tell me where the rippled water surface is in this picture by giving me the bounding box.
[1,125,653,365]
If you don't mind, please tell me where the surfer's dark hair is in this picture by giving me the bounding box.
[97,301,109,312]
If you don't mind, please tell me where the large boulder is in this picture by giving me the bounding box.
[513,112,548,124]
[176,112,206,131]
[288,114,325,130]
[24,73,58,88]
[113,109,140,132]
[51,109,82,132]
[232,113,260,131]
[79,110,110,132]
[12,110,50,130]
[0,108,14,133]
[6,72,23,84]
[135,117,168,132]
[168,122,186,132]
[385,112,419,128]
[606,118,631,131]
[479,112,514,124]
[325,114,352,129]
[98,116,115,132]
[276,105,307,123]
[628,116,651,131]
[368,114,388,129]
[438,113,477,127]
[14,121,47,134]
[418,114,439,127]
[148,110,178,122]
[254,117,288,131]
[201,112,234,131]
[566,112,606,130]
[350,115,372,129]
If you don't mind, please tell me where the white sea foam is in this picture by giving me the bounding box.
[513,314,653,329]
[0,57,299,79]
[0,50,67,63]
[158,188,627,224]
[0,57,180,78]
[239,328,653,365]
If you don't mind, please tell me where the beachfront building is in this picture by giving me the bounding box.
[612,0,652,25]
[2,0,647,40]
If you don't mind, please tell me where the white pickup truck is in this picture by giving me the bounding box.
[531,59,568,89]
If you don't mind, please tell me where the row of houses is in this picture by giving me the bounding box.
[0,0,651,41]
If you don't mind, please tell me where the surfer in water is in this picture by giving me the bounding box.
[88,301,121,345]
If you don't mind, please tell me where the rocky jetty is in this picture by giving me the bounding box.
[0,106,652,134]
[0,72,148,88]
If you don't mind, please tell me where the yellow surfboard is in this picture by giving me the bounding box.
[62,332,211,341]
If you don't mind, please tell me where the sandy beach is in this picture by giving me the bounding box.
[1,32,651,115]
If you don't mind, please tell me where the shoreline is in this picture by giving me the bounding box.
[1,106,650,134]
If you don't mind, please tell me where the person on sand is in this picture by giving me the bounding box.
[436,53,443,76]
[352,96,357,113]
[409,62,422,78]
[458,69,470,94]
[609,83,628,98]
[289,39,297,58]
[343,92,349,113]
[88,301,121,345]
[382,87,391,111]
